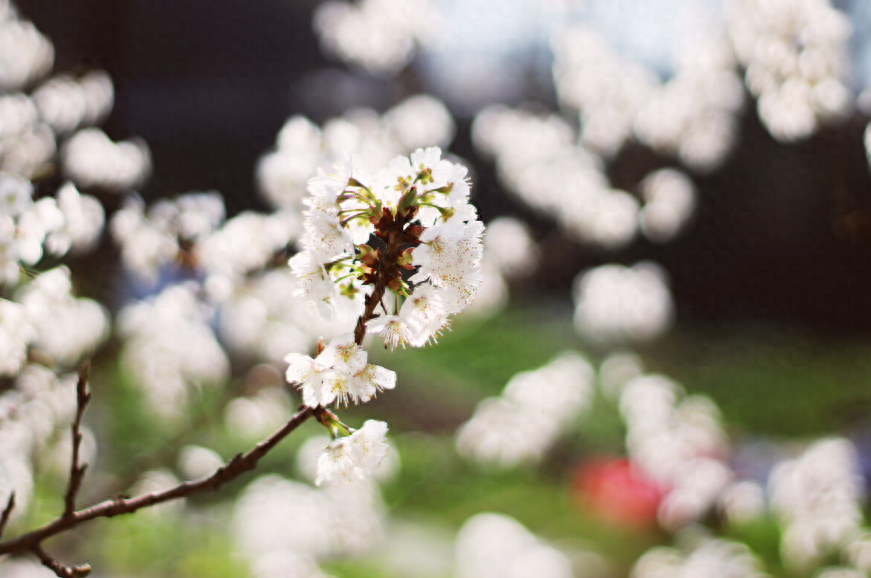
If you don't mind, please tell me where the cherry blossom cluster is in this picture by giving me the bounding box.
[0,176,105,286]
[0,5,53,92]
[313,0,439,76]
[288,147,482,348]
[257,95,455,213]
[456,352,594,468]
[617,373,734,531]
[110,191,299,286]
[637,169,697,243]
[552,22,744,171]
[0,6,148,189]
[216,268,337,364]
[116,283,230,423]
[633,537,768,578]
[769,437,865,571]
[232,471,385,576]
[314,419,390,485]
[472,107,698,250]
[61,128,151,192]
[16,266,109,366]
[286,147,483,484]
[30,71,113,135]
[472,106,637,250]
[0,266,108,379]
[285,334,396,408]
[572,262,675,343]
[726,0,853,142]
[456,514,578,578]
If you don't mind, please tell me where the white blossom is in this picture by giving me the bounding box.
[117,283,229,422]
[638,169,697,243]
[313,0,439,76]
[457,352,594,468]
[0,215,20,285]
[44,182,105,255]
[456,513,574,578]
[726,0,852,142]
[315,420,390,486]
[769,437,865,571]
[286,334,394,407]
[61,128,151,191]
[366,315,419,350]
[0,299,36,376]
[0,18,53,92]
[573,262,674,343]
[632,538,768,578]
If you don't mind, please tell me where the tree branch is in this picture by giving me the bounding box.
[0,492,15,539]
[31,543,90,578]
[0,404,320,557]
[63,364,91,519]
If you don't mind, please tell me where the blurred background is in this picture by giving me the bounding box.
[3,0,871,576]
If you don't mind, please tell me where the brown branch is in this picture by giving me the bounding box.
[0,405,320,557]
[353,213,413,346]
[0,492,15,539]
[31,543,90,578]
[63,364,91,519]
[355,279,387,346]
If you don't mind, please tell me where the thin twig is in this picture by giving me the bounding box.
[0,492,15,539]
[63,363,91,519]
[0,405,320,556]
[31,543,90,578]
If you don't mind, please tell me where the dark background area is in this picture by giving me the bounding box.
[16,0,871,332]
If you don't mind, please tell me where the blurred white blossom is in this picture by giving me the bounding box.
[638,169,697,243]
[473,105,642,249]
[483,217,538,279]
[769,437,865,571]
[726,0,853,141]
[32,71,113,135]
[552,21,743,171]
[0,16,53,92]
[177,445,224,481]
[61,128,151,192]
[455,513,574,578]
[632,538,769,578]
[117,283,229,423]
[572,262,674,343]
[619,374,733,530]
[457,351,594,468]
[313,0,440,76]
[257,95,456,212]
[0,366,82,527]
[233,474,385,572]
[16,267,109,366]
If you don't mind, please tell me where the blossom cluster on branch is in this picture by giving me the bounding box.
[286,147,484,484]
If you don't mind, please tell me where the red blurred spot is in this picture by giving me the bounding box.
[572,457,666,529]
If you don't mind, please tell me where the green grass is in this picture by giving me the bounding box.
[647,326,871,437]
